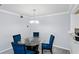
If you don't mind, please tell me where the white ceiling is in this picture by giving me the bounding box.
[0,4,72,16]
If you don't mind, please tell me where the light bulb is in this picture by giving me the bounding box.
[29,20,34,24]
[35,20,39,24]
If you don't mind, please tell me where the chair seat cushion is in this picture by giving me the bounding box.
[42,43,51,49]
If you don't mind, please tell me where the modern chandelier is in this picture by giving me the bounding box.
[29,9,39,24]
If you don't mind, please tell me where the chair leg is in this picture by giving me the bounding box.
[50,49,53,54]
[42,49,43,54]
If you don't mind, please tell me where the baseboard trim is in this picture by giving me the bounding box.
[0,47,12,54]
[0,45,71,54]
[53,45,71,51]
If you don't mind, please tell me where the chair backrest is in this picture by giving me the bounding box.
[11,42,26,54]
[33,32,39,37]
[49,35,55,47]
[13,34,21,43]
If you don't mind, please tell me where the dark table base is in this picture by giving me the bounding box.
[26,45,39,54]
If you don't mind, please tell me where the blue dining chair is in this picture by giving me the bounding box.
[11,42,35,54]
[13,34,21,43]
[42,34,55,54]
[33,32,39,38]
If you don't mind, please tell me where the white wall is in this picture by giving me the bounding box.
[0,12,70,52]
[0,12,31,52]
[30,14,70,49]
[71,14,79,32]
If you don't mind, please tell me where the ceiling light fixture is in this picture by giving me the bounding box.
[0,4,2,6]
[20,15,23,18]
[29,9,39,24]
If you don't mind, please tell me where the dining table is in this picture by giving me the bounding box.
[18,37,40,54]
